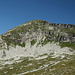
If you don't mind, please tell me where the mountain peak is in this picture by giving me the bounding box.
[1,20,75,49]
[0,20,75,75]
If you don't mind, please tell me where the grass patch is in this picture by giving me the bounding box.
[31,39,37,46]
[41,36,53,46]
[62,28,75,33]
[59,42,75,50]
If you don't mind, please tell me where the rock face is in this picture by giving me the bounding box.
[0,20,75,75]
[1,20,75,48]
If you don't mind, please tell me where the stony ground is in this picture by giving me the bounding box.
[0,53,75,75]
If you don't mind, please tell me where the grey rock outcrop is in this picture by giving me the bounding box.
[0,20,75,49]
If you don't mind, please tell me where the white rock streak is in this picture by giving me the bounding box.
[0,41,74,65]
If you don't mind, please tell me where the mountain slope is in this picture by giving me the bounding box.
[0,20,75,75]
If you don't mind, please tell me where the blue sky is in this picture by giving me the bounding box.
[0,0,75,34]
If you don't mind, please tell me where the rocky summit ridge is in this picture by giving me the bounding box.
[0,20,75,50]
[0,20,75,75]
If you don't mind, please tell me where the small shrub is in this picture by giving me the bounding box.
[31,39,37,46]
